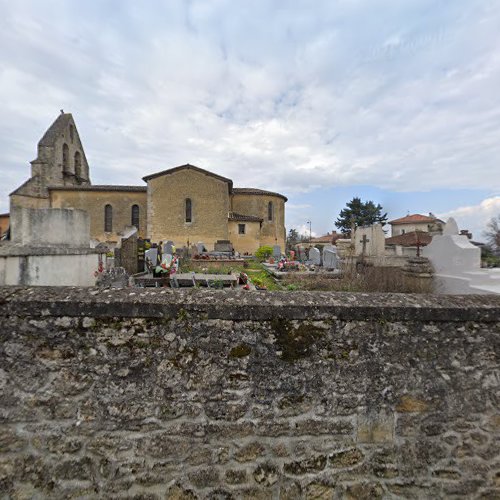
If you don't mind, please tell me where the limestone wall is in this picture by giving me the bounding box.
[228,220,262,254]
[0,288,499,499]
[232,193,286,250]
[50,189,147,244]
[146,169,230,248]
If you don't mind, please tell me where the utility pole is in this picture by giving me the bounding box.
[306,220,312,243]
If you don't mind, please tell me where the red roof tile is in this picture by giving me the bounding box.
[388,214,443,225]
[385,231,432,247]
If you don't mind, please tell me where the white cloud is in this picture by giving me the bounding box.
[1,0,500,222]
[440,196,500,242]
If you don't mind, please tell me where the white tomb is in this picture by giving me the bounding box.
[423,218,500,294]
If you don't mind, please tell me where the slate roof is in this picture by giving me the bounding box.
[388,214,444,225]
[385,231,433,247]
[38,113,73,147]
[142,164,233,186]
[228,212,263,222]
[233,187,288,202]
[49,185,147,192]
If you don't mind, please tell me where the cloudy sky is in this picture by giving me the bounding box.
[1,0,499,240]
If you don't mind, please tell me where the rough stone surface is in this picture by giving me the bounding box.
[0,287,499,498]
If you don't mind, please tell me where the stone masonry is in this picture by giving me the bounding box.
[0,288,499,498]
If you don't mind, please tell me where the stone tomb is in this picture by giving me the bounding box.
[0,207,104,286]
[214,240,233,253]
[164,240,175,255]
[309,247,321,266]
[273,245,282,259]
[323,245,339,269]
[354,224,385,257]
[423,217,500,294]
[145,248,158,270]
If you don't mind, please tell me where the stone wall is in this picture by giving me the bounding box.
[1,288,499,499]
[231,193,286,250]
[146,169,231,248]
[50,188,147,244]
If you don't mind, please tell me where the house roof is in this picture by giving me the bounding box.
[385,231,433,247]
[233,187,288,202]
[49,185,147,192]
[388,213,444,225]
[310,232,343,244]
[142,164,233,187]
[228,212,263,222]
[0,213,9,218]
[38,113,73,147]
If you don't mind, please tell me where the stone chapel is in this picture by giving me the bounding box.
[8,112,287,254]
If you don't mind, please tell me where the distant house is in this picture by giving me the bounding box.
[0,213,9,239]
[309,231,343,245]
[388,213,445,237]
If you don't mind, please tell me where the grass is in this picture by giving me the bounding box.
[178,259,431,293]
[282,265,433,293]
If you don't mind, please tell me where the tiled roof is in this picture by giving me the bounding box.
[228,212,263,222]
[49,185,147,192]
[385,231,432,247]
[310,232,343,244]
[388,214,443,225]
[38,113,73,147]
[142,164,233,186]
[233,187,288,202]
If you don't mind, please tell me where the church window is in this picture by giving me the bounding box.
[238,224,246,234]
[104,204,113,232]
[69,125,74,143]
[74,151,82,178]
[62,143,69,172]
[268,201,273,221]
[185,198,192,223]
[131,205,140,229]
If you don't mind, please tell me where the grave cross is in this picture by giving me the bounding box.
[360,234,370,258]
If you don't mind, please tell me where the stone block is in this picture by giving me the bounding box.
[357,412,394,443]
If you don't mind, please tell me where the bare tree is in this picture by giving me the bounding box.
[484,215,500,253]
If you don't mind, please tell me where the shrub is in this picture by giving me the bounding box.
[255,245,273,261]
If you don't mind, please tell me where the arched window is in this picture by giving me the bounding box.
[74,151,82,178]
[268,201,273,221]
[131,204,140,229]
[185,198,192,223]
[104,204,113,232]
[62,143,69,173]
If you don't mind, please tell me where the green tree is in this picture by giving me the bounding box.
[286,228,299,250]
[335,197,387,235]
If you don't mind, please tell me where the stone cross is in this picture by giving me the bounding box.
[360,234,370,257]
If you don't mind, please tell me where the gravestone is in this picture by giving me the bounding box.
[164,240,175,255]
[354,224,385,257]
[137,238,145,272]
[310,247,321,266]
[214,240,233,252]
[273,245,281,259]
[197,242,206,254]
[145,248,158,270]
[323,245,339,269]
[121,232,139,275]
[191,244,199,257]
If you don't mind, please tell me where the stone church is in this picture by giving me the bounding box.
[8,112,287,254]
